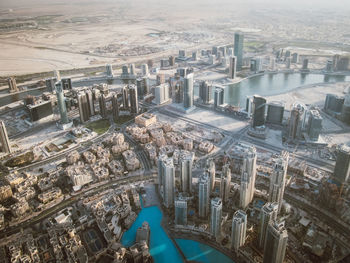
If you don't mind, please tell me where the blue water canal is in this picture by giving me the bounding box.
[121,204,234,263]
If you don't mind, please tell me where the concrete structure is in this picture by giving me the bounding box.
[141,64,149,76]
[129,84,139,114]
[135,113,157,127]
[175,195,187,225]
[55,81,69,124]
[291,53,299,63]
[199,81,212,104]
[288,102,307,140]
[26,100,53,122]
[250,58,262,73]
[259,202,278,248]
[228,56,237,79]
[8,77,18,93]
[239,144,257,209]
[234,33,244,71]
[180,152,194,193]
[198,174,210,218]
[122,86,129,109]
[0,121,11,153]
[77,92,90,123]
[159,156,175,208]
[154,83,170,105]
[324,94,344,114]
[333,145,350,184]
[263,221,288,263]
[220,164,231,203]
[266,102,284,125]
[269,151,289,212]
[307,110,322,141]
[302,58,309,70]
[112,93,119,122]
[252,95,266,128]
[341,93,350,124]
[210,197,222,240]
[61,78,72,90]
[184,73,194,109]
[206,159,216,193]
[106,64,114,78]
[231,210,247,252]
[214,86,225,108]
[99,94,107,118]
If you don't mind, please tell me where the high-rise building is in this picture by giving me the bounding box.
[129,64,135,76]
[159,156,175,208]
[184,73,194,109]
[180,152,194,193]
[55,82,69,124]
[77,92,90,123]
[8,77,18,93]
[214,86,225,108]
[324,94,344,114]
[198,174,210,218]
[85,89,95,116]
[0,121,11,153]
[192,51,197,61]
[112,93,119,122]
[218,46,226,57]
[53,70,61,81]
[199,81,212,104]
[122,86,129,109]
[259,202,278,248]
[288,102,307,140]
[234,33,244,71]
[141,64,149,76]
[129,84,139,115]
[231,210,247,252]
[169,56,175,67]
[263,221,288,263]
[307,110,322,141]
[252,95,266,128]
[341,93,350,125]
[45,77,56,92]
[156,74,165,85]
[99,94,107,118]
[228,56,237,79]
[291,53,299,63]
[206,159,216,193]
[270,57,276,71]
[220,164,231,203]
[302,58,309,70]
[250,58,262,73]
[285,57,291,69]
[210,197,222,240]
[246,96,253,118]
[269,151,289,213]
[61,78,72,90]
[266,102,284,125]
[175,195,187,225]
[106,64,114,78]
[239,144,257,209]
[179,50,186,58]
[154,83,170,105]
[212,46,218,56]
[333,145,350,184]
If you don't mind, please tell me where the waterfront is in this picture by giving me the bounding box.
[121,204,235,263]
[195,73,350,107]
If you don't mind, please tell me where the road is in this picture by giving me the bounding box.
[0,172,156,239]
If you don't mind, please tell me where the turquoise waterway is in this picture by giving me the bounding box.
[121,205,234,263]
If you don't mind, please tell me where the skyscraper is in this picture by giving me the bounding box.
[61,78,72,90]
[214,86,225,108]
[210,197,222,240]
[99,94,107,118]
[175,195,187,225]
[53,69,61,81]
[180,152,194,193]
[112,92,119,122]
[77,92,90,123]
[122,86,129,109]
[269,151,289,213]
[129,84,139,115]
[239,144,257,209]
[252,95,266,128]
[259,202,278,248]
[199,81,212,104]
[231,210,247,252]
[263,221,288,263]
[220,164,231,203]
[85,89,95,116]
[141,64,149,76]
[129,64,135,76]
[106,64,114,78]
[234,33,244,71]
[198,174,210,218]
[206,159,216,193]
[307,110,323,141]
[159,156,175,208]
[55,81,69,124]
[333,145,350,184]
[302,58,309,70]
[8,77,18,93]
[288,102,306,140]
[228,56,237,79]
[154,83,170,105]
[0,121,11,153]
[183,73,194,109]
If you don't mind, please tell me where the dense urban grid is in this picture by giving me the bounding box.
[0,1,350,263]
